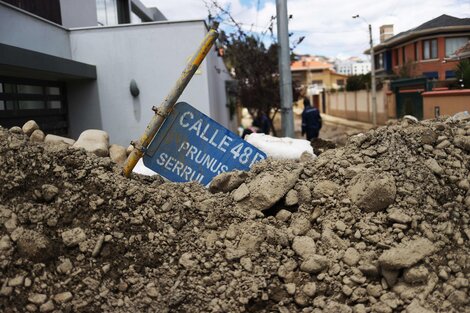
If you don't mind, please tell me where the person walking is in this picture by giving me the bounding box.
[301,97,322,140]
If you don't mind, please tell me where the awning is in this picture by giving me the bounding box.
[0,43,96,80]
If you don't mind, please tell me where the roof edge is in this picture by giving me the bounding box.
[69,19,208,32]
[373,25,470,52]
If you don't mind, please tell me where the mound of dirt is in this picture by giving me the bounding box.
[0,118,469,313]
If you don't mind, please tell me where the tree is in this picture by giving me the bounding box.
[455,59,470,88]
[398,60,416,78]
[346,73,371,91]
[206,1,302,135]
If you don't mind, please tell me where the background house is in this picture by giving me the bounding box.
[0,0,233,146]
[369,14,470,121]
[372,15,470,81]
[334,57,371,76]
[291,56,348,108]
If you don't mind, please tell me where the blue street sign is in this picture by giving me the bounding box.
[143,102,267,186]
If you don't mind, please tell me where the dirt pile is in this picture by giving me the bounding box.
[0,118,469,313]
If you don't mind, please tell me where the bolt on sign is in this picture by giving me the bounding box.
[143,102,267,186]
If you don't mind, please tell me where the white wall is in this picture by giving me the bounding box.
[206,48,235,131]
[0,2,71,58]
[68,21,228,146]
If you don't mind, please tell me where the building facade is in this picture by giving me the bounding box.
[372,15,470,81]
[291,56,348,110]
[0,0,233,145]
[334,58,371,76]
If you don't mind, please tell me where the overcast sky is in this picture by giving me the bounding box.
[141,0,470,60]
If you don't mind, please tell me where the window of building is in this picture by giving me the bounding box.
[445,70,456,79]
[423,39,438,59]
[3,0,62,24]
[445,37,469,57]
[96,0,130,26]
[375,53,384,69]
[0,77,68,134]
[423,71,438,80]
[311,80,323,85]
[336,79,345,86]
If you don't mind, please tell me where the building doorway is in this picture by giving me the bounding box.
[0,76,68,135]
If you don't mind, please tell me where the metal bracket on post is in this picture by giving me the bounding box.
[152,106,172,119]
[130,140,146,154]
[122,24,219,177]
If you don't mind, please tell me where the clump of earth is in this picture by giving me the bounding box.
[0,117,469,313]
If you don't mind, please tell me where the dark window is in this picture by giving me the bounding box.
[311,80,323,85]
[3,0,62,24]
[445,70,456,79]
[423,71,438,80]
[336,79,345,86]
[96,0,130,26]
[423,39,438,59]
[402,47,406,64]
[0,77,68,135]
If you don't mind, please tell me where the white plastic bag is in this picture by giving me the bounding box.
[245,133,316,159]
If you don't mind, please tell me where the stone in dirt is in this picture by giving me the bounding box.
[44,134,75,146]
[403,265,429,284]
[30,129,45,142]
[285,189,299,206]
[22,120,39,136]
[61,227,87,247]
[72,129,109,157]
[379,238,436,270]
[109,144,127,164]
[342,247,360,266]
[406,299,435,313]
[53,291,73,303]
[313,180,339,197]
[387,210,412,224]
[236,168,302,211]
[292,236,316,258]
[290,215,311,235]
[28,293,47,305]
[41,184,59,202]
[233,183,250,202]
[300,254,329,273]
[17,230,54,262]
[324,301,353,313]
[424,158,443,175]
[348,170,396,212]
[40,300,55,312]
[9,126,22,134]
[453,135,470,152]
[209,170,248,193]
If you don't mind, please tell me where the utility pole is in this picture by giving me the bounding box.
[276,0,294,137]
[369,24,377,127]
[353,15,377,126]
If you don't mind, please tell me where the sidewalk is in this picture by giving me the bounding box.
[321,114,374,131]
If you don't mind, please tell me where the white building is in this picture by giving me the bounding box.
[0,0,233,146]
[334,58,371,76]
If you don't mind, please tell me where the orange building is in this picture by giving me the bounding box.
[291,56,348,107]
[372,15,470,81]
